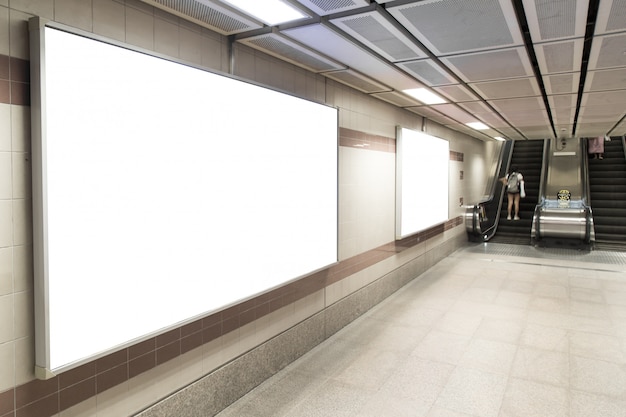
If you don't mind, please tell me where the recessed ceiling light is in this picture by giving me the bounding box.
[403,88,447,105]
[466,122,489,130]
[222,0,308,26]
[494,136,506,141]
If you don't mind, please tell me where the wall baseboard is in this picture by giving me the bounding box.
[137,234,467,417]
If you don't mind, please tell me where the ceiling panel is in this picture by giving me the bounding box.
[237,31,346,73]
[428,104,481,124]
[470,77,540,100]
[398,59,457,86]
[588,33,626,70]
[405,106,458,126]
[543,72,580,95]
[295,0,369,16]
[441,48,534,83]
[144,0,624,140]
[433,84,479,102]
[522,0,589,41]
[371,91,422,107]
[534,39,585,74]
[581,90,626,107]
[387,0,523,55]
[585,68,626,92]
[281,23,422,91]
[324,69,390,93]
[594,0,626,35]
[549,94,577,125]
[143,0,263,34]
[330,11,427,62]
[576,122,621,137]
[489,96,546,113]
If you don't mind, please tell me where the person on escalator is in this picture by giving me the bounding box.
[500,166,525,220]
[588,136,605,159]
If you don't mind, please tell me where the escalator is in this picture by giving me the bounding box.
[490,140,545,245]
[588,137,626,249]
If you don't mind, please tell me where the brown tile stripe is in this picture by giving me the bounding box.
[450,150,464,161]
[339,127,396,153]
[2,216,462,417]
[0,54,30,105]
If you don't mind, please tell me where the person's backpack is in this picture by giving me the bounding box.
[507,172,519,193]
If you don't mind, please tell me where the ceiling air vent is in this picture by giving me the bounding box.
[295,0,369,16]
[237,32,345,73]
[142,0,262,35]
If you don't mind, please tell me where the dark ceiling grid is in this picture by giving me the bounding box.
[320,2,519,140]
[511,0,557,139]
[139,0,625,140]
[572,0,600,137]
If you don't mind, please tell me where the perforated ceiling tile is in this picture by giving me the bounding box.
[553,107,575,124]
[330,11,426,62]
[579,104,624,120]
[595,0,626,34]
[489,96,545,112]
[589,33,626,69]
[522,0,589,41]
[582,90,626,106]
[544,73,579,94]
[282,23,422,91]
[398,60,457,86]
[549,93,577,110]
[442,48,533,82]
[502,110,550,126]
[585,68,626,92]
[434,85,479,102]
[458,101,491,114]
[517,125,553,139]
[406,106,457,125]
[429,103,477,123]
[535,39,584,74]
[388,0,522,55]
[143,0,262,34]
[296,0,369,15]
[474,112,509,128]
[237,32,345,73]
[576,122,618,136]
[470,78,540,100]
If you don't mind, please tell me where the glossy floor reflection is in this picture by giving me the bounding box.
[216,243,626,417]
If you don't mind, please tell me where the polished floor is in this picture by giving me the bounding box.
[216,243,626,417]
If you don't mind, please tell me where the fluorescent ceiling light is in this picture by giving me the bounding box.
[494,136,506,141]
[222,0,308,25]
[466,121,489,130]
[403,88,447,105]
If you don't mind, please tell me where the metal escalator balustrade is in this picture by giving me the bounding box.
[533,137,593,248]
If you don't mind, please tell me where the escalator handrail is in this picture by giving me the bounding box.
[531,139,551,241]
[465,140,513,240]
[580,138,594,243]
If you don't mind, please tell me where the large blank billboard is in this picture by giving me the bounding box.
[396,127,449,239]
[30,22,338,376]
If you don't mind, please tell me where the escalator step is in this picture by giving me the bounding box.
[590,193,626,201]
[590,200,626,209]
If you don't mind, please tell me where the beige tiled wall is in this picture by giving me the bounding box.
[0,1,490,416]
